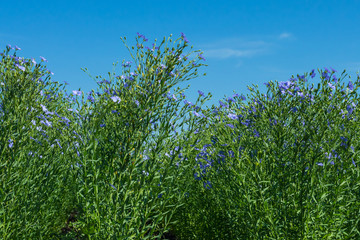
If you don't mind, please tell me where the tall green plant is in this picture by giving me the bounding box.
[0,33,211,239]
[0,45,89,238]
[174,68,360,239]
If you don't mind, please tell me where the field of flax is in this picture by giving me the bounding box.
[1,33,360,239]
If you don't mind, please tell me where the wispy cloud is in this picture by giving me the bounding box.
[278,32,292,39]
[198,37,271,60]
[197,33,295,60]
[202,48,264,59]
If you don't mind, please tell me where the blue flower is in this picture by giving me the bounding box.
[40,56,47,62]
[180,32,189,43]
[111,96,121,103]
[109,184,117,190]
[348,81,354,91]
[194,173,202,180]
[226,124,234,129]
[322,71,330,80]
[15,64,25,71]
[203,180,212,189]
[198,53,205,61]
[227,113,238,120]
[219,100,228,108]
[328,83,335,90]
[310,69,316,78]
[8,139,14,148]
[72,90,82,96]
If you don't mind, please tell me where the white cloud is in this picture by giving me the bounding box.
[203,48,264,59]
[278,33,292,39]
[198,33,294,60]
[198,37,271,60]
[199,38,269,49]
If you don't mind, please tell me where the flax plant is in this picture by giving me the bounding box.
[0,44,93,238]
[2,33,360,239]
[167,68,360,239]
[0,33,210,239]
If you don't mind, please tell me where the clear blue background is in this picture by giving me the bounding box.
[1,0,360,113]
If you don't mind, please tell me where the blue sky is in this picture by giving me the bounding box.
[2,0,360,117]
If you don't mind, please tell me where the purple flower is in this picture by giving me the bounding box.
[219,100,228,108]
[328,83,335,90]
[298,75,305,81]
[8,139,14,148]
[227,97,235,102]
[348,81,354,91]
[194,173,202,180]
[40,56,48,62]
[111,96,121,103]
[198,53,206,61]
[203,180,212,189]
[227,113,238,120]
[87,94,95,102]
[152,43,159,50]
[109,183,117,190]
[193,111,202,117]
[184,100,192,106]
[15,45,21,50]
[347,104,354,115]
[40,119,52,127]
[15,64,25,71]
[333,75,338,83]
[310,69,316,78]
[72,90,82,96]
[198,90,204,97]
[278,81,294,91]
[122,61,132,67]
[136,32,148,41]
[322,71,330,80]
[297,91,304,98]
[180,32,189,43]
